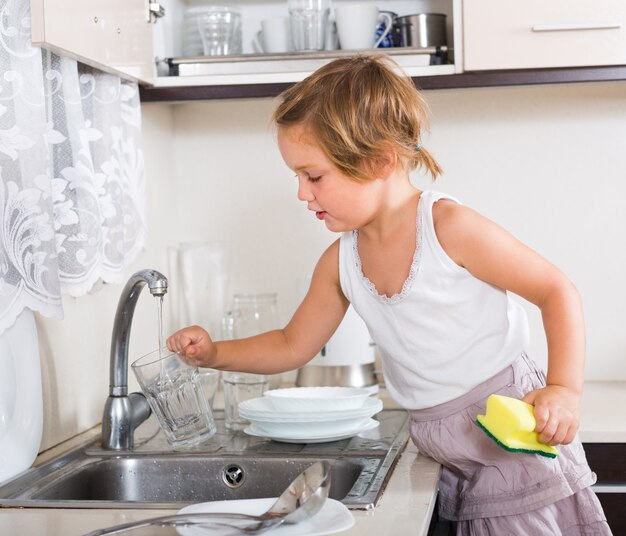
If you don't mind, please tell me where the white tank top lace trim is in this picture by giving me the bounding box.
[352,195,423,305]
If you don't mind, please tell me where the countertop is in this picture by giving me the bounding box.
[0,430,441,536]
[1,381,624,536]
[578,382,626,443]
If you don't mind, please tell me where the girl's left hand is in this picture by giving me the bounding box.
[522,385,581,446]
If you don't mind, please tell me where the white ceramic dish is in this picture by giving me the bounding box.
[263,387,370,412]
[251,416,372,436]
[238,396,382,423]
[177,497,354,536]
[244,418,379,443]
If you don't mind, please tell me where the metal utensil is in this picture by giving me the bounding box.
[83,460,331,535]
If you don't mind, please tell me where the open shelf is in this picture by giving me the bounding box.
[139,64,626,102]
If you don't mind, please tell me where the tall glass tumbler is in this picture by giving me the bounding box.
[223,292,281,389]
[178,241,231,341]
[222,372,269,430]
[132,349,216,449]
[196,6,242,56]
[222,293,279,339]
[288,0,329,51]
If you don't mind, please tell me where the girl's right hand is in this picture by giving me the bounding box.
[166,325,216,367]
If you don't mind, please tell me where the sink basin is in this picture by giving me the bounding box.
[28,455,370,506]
[0,409,409,510]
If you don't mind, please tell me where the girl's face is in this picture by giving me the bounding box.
[277,124,385,233]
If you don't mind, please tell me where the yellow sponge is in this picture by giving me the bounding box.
[476,394,559,459]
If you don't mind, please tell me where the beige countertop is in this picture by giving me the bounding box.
[579,381,626,443]
[1,381,624,536]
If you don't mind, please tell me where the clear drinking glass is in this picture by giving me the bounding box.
[222,293,279,339]
[222,292,281,389]
[197,367,220,409]
[222,371,269,430]
[196,6,242,56]
[178,241,231,339]
[288,0,329,51]
[132,349,216,449]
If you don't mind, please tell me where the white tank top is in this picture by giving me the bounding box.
[339,190,529,409]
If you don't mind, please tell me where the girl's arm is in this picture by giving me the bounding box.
[166,239,350,375]
[434,200,585,446]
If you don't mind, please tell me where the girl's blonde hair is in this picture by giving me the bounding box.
[272,54,441,181]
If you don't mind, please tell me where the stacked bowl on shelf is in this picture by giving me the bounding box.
[239,386,382,443]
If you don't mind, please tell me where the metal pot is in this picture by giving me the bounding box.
[395,13,447,49]
[295,305,377,389]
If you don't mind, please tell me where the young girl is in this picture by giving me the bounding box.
[167,55,610,534]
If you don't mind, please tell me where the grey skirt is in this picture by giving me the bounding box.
[407,353,611,534]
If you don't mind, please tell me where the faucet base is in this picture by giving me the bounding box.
[101,394,151,450]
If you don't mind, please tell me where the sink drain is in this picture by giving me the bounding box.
[222,464,245,488]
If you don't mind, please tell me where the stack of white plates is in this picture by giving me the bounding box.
[239,387,382,443]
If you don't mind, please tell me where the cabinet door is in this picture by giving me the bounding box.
[463,0,626,70]
[585,443,626,534]
[30,0,155,83]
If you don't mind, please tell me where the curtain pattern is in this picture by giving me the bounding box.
[0,0,146,334]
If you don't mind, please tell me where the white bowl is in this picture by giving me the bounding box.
[263,386,370,412]
[239,396,382,423]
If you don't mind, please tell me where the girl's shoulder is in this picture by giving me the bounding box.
[315,238,341,278]
[431,196,490,234]
[431,195,463,220]
[431,197,484,267]
[431,195,466,231]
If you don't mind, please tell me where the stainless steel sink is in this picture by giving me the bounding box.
[26,456,370,506]
[0,409,409,510]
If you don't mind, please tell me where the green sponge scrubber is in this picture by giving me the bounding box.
[476,394,559,459]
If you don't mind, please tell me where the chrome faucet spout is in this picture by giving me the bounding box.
[102,269,168,450]
[109,269,169,396]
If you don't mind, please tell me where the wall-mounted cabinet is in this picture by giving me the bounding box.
[462,0,626,71]
[29,0,626,100]
[30,0,156,82]
[30,0,462,87]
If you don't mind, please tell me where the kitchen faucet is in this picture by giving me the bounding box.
[101,269,168,450]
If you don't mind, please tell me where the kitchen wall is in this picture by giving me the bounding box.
[35,80,626,451]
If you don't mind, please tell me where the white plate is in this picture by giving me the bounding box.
[239,396,382,423]
[264,387,370,412]
[177,497,354,536]
[244,418,379,443]
[250,416,372,437]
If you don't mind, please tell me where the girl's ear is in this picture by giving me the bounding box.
[373,147,398,180]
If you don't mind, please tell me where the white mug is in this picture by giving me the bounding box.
[253,17,292,53]
[334,3,392,50]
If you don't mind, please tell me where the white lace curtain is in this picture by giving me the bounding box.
[0,0,146,334]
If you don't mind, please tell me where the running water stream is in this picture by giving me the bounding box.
[157,295,165,379]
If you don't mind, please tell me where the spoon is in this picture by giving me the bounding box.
[84,460,331,535]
